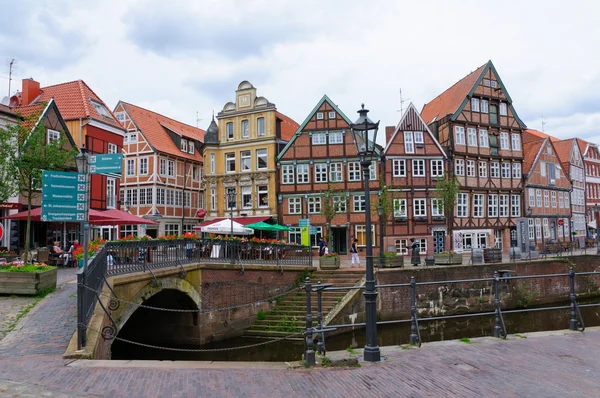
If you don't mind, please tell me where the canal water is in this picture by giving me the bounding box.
[112,300,600,362]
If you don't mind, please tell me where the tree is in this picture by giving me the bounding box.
[372,175,400,253]
[432,173,461,251]
[320,183,341,251]
[0,108,77,264]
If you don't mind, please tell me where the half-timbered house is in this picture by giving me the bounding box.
[421,61,525,252]
[578,140,600,235]
[277,95,381,255]
[382,103,447,256]
[113,102,205,238]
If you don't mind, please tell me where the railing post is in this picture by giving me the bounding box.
[569,267,578,330]
[77,270,84,350]
[493,271,502,338]
[409,276,419,345]
[302,276,315,366]
[316,281,325,355]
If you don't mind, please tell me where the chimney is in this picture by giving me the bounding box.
[21,78,41,106]
[385,126,395,144]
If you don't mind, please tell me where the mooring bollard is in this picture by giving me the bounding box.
[316,281,325,355]
[302,276,315,366]
[409,276,419,345]
[569,267,578,331]
[493,271,502,338]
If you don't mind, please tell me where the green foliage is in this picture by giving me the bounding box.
[459,337,471,344]
[320,183,344,250]
[514,334,527,339]
[433,173,460,220]
[383,253,397,258]
[301,360,310,368]
[320,356,332,367]
[294,270,313,287]
[346,347,358,354]
[0,264,56,273]
[372,176,400,223]
[256,310,266,321]
[516,284,541,309]
[2,286,55,334]
[274,315,300,333]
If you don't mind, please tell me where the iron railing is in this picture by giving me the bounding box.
[302,268,598,366]
[77,244,108,349]
[105,239,312,276]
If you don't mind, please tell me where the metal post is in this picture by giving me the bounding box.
[303,277,315,366]
[361,159,380,362]
[378,204,384,269]
[77,271,84,350]
[409,276,419,345]
[493,271,502,338]
[230,202,235,265]
[569,267,578,330]
[596,207,600,255]
[316,281,325,355]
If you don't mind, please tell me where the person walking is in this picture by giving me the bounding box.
[319,237,326,257]
[350,238,359,267]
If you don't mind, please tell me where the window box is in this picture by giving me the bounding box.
[434,253,462,265]
[0,267,57,295]
[381,255,403,268]
[415,216,427,222]
[394,217,408,223]
[319,256,340,270]
[432,216,446,222]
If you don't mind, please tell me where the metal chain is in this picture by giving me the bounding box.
[86,325,303,352]
[82,284,300,313]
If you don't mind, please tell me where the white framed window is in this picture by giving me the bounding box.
[242,186,252,209]
[165,224,180,236]
[225,153,236,173]
[414,131,424,144]
[369,163,376,181]
[328,111,336,119]
[297,164,309,183]
[500,132,509,150]
[511,195,521,217]
[241,150,251,171]
[120,225,138,238]
[348,162,361,181]
[479,129,489,147]
[481,99,489,113]
[311,227,323,247]
[455,159,465,176]
[355,225,376,247]
[558,191,564,208]
[315,163,328,183]
[175,190,182,206]
[512,163,522,179]
[189,142,195,154]
[139,157,148,175]
[312,132,326,145]
[330,163,343,182]
[467,160,475,177]
[528,219,535,240]
[106,178,116,208]
[210,188,216,211]
[479,161,487,177]
[168,160,175,177]
[138,188,147,206]
[528,188,535,208]
[431,198,444,216]
[413,198,427,217]
[395,239,409,255]
[393,159,406,177]
[544,190,550,208]
[108,143,118,154]
[536,189,542,207]
[288,227,302,245]
[431,159,444,177]
[541,161,546,177]
[543,218,550,238]
[256,148,268,169]
[288,197,301,214]
[536,218,542,239]
[455,126,465,145]
[488,194,498,217]
[156,188,165,205]
[511,134,521,151]
[467,128,477,146]
[241,119,249,138]
[166,189,174,206]
[473,194,484,218]
[353,195,366,212]
[308,197,321,213]
[329,131,343,144]
[551,191,557,208]
[257,185,269,208]
[471,98,480,112]
[501,162,511,178]
[47,129,61,143]
[333,196,347,213]
[126,158,136,176]
[316,112,324,120]
[499,194,509,217]
[490,162,500,178]
[457,193,468,217]
[127,132,137,143]
[227,122,234,140]
[404,131,414,153]
[184,191,191,208]
[412,159,425,177]
[180,139,188,152]
[257,117,265,137]
[393,199,407,217]
[499,102,508,116]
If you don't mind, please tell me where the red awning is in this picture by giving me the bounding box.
[92,209,158,226]
[1,207,115,223]
[194,216,271,228]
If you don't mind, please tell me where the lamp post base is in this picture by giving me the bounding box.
[363,346,381,362]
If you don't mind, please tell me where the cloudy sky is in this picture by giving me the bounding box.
[1,0,599,143]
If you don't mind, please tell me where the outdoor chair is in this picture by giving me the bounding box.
[37,250,49,263]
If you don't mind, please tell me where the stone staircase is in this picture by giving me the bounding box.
[244,270,365,339]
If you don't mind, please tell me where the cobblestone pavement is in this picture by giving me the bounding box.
[1,268,600,397]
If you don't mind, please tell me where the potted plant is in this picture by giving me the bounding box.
[0,261,57,295]
[434,251,462,265]
[319,252,340,270]
[381,252,403,268]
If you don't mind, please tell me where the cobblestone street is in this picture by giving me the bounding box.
[0,269,599,397]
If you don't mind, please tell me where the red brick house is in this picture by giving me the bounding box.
[382,103,447,256]
[578,140,600,235]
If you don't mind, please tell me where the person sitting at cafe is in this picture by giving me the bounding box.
[52,241,69,266]
[67,240,80,267]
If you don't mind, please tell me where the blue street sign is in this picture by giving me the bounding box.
[42,170,87,223]
[41,211,85,222]
[89,154,123,175]
[42,202,86,211]
[299,218,310,227]
[310,226,317,235]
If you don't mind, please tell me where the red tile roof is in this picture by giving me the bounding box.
[276,111,300,141]
[523,138,545,174]
[12,103,47,131]
[421,63,487,125]
[553,139,576,171]
[578,138,591,156]
[523,129,558,143]
[33,80,124,130]
[121,102,205,161]
[194,216,271,228]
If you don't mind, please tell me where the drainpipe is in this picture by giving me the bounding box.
[182,160,188,233]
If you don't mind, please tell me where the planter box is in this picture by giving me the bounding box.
[381,256,403,268]
[319,257,340,270]
[0,267,57,295]
[434,254,462,265]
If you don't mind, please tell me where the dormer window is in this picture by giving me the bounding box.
[328,112,336,119]
[90,99,114,120]
[316,112,324,120]
[181,139,188,152]
[47,129,60,144]
[115,112,126,122]
[189,142,195,154]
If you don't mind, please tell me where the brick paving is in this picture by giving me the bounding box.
[1,268,600,396]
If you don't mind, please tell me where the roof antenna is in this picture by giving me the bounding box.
[7,58,16,98]
[398,88,409,115]
[196,111,203,128]
[541,112,546,133]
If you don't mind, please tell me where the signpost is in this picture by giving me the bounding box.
[89,154,123,175]
[299,218,310,247]
[41,170,87,222]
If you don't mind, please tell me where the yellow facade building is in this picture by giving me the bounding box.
[202,81,298,220]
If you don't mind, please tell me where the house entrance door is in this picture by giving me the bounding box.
[332,227,348,255]
[433,231,445,253]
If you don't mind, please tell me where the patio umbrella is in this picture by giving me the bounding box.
[270,224,292,231]
[91,209,158,226]
[1,207,116,223]
[245,221,279,231]
[195,219,254,235]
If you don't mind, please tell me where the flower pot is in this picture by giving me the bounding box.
[434,253,462,265]
[0,267,57,295]
[319,256,340,270]
[78,259,84,268]
[381,256,403,268]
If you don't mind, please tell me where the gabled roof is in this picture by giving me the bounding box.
[421,60,526,129]
[32,80,124,130]
[523,129,558,143]
[523,138,546,175]
[0,103,17,117]
[383,102,446,157]
[119,101,204,162]
[553,139,577,170]
[12,99,76,148]
[276,111,300,141]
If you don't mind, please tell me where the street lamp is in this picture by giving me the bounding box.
[227,189,236,264]
[377,200,384,269]
[595,204,600,255]
[350,103,381,362]
[75,149,89,269]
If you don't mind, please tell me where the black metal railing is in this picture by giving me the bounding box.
[104,239,312,276]
[301,268,597,366]
[77,244,108,350]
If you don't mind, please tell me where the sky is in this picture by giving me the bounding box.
[1,0,599,144]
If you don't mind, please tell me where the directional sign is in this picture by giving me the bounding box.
[41,211,86,222]
[42,170,87,222]
[89,154,123,175]
[310,226,317,235]
[299,218,310,227]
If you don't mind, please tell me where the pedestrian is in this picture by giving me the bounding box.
[350,238,359,267]
[319,237,326,257]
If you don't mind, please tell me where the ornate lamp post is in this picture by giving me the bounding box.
[350,104,381,362]
[377,200,384,269]
[227,189,236,264]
